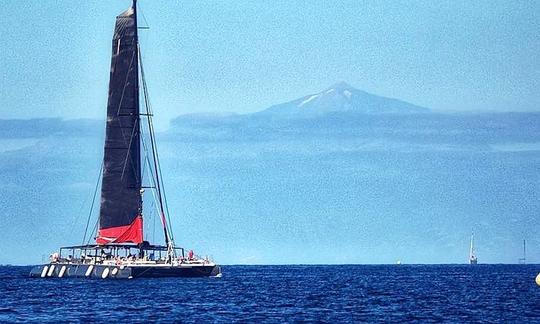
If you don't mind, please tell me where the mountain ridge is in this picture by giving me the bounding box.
[256,82,429,117]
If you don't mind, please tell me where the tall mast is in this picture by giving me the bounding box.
[469,233,474,258]
[523,239,526,261]
[134,0,173,249]
[133,0,142,216]
[133,0,138,30]
[519,239,527,264]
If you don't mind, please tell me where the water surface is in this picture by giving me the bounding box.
[1,265,539,322]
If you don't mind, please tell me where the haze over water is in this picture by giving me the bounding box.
[1,84,539,265]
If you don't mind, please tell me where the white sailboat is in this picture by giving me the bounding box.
[469,233,478,265]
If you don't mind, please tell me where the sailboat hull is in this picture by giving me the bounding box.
[29,263,221,279]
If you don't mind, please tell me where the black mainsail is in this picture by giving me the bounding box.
[97,3,142,244]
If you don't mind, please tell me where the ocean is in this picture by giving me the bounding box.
[1,265,539,322]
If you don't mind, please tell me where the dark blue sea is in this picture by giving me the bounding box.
[1,265,539,323]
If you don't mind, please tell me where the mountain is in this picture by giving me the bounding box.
[257,82,429,117]
[3,89,540,265]
[170,82,429,127]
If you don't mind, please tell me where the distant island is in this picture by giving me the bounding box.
[0,82,539,265]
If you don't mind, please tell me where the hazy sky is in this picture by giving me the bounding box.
[1,1,539,264]
[1,0,539,126]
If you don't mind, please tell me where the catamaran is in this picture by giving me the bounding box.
[30,0,221,278]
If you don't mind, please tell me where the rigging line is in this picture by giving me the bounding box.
[141,128,167,233]
[146,157,166,229]
[117,51,141,186]
[148,160,166,237]
[141,137,148,181]
[139,52,175,241]
[139,2,149,28]
[142,88,174,236]
[150,123,175,238]
[112,41,140,188]
[81,161,104,246]
[145,157,166,240]
[147,88,174,241]
[137,57,173,238]
[150,200,156,244]
[150,121,174,239]
[86,217,99,246]
[152,133,174,238]
[141,134,164,221]
[67,193,89,238]
[120,117,139,183]
[115,45,137,118]
[139,46,171,245]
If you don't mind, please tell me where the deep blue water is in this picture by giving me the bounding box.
[1,265,539,322]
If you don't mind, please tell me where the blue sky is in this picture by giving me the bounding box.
[0,1,539,265]
[1,1,539,126]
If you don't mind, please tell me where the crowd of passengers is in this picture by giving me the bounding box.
[49,249,206,264]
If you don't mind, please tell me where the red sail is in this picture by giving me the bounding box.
[96,216,143,244]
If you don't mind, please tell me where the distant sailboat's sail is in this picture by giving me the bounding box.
[97,3,142,244]
[469,233,477,264]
